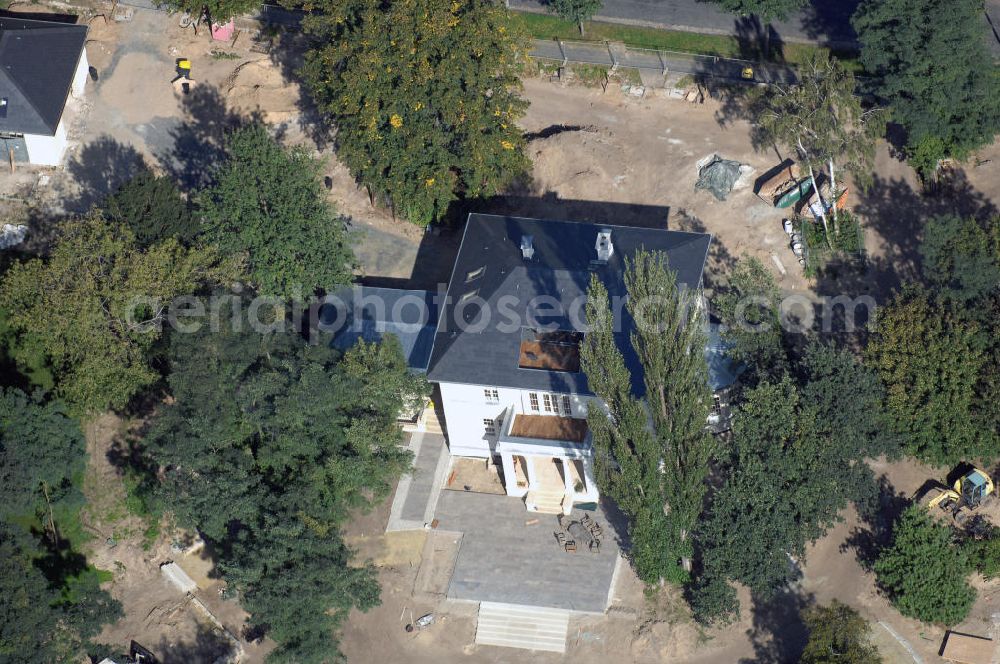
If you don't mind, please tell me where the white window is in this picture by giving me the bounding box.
[561,395,572,417]
[483,418,497,436]
[542,394,554,413]
[484,388,499,404]
[528,393,540,412]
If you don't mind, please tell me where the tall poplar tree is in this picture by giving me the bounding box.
[581,250,714,583]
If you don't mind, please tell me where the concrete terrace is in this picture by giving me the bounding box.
[434,490,620,613]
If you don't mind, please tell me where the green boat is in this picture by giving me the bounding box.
[774,177,814,208]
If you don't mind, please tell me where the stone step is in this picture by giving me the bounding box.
[476,602,569,654]
[525,490,565,515]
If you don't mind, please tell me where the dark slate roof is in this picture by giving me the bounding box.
[318,286,439,372]
[0,16,87,136]
[426,214,712,396]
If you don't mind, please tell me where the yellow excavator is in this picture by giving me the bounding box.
[918,466,997,527]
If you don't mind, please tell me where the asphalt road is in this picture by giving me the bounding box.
[510,0,862,45]
[516,0,1000,56]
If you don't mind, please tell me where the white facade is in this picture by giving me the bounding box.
[24,120,68,166]
[437,380,601,514]
[437,381,592,457]
[71,47,89,98]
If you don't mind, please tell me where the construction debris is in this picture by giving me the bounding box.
[160,562,198,594]
[695,155,745,201]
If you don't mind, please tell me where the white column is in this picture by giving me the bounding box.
[561,459,574,515]
[500,452,517,496]
[582,456,599,500]
[524,455,536,489]
[562,459,573,493]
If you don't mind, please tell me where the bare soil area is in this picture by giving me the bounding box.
[339,456,1000,664]
[4,7,999,662]
[83,413,272,663]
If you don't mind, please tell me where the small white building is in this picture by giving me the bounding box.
[0,16,89,166]
[425,214,713,515]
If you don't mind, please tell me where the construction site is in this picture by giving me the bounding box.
[1,1,999,663]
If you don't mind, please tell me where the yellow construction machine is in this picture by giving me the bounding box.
[918,466,997,527]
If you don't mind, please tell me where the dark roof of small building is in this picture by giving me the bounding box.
[705,322,743,391]
[319,286,439,372]
[0,16,87,136]
[426,214,712,396]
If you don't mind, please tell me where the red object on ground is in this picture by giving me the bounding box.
[210,19,235,41]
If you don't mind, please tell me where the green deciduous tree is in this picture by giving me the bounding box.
[548,0,603,35]
[852,0,1000,170]
[0,215,233,413]
[756,53,886,243]
[0,396,121,664]
[201,125,355,300]
[711,0,807,22]
[874,505,975,625]
[801,600,883,664]
[158,0,259,24]
[965,526,1000,580]
[866,290,991,465]
[581,250,714,584]
[102,168,197,248]
[920,214,1000,304]
[300,0,531,226]
[713,255,786,384]
[692,345,890,622]
[0,389,85,537]
[141,301,425,662]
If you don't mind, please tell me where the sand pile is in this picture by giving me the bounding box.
[224,59,300,124]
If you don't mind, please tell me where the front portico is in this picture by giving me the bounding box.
[497,412,599,515]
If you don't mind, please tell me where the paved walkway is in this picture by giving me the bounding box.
[385,431,450,532]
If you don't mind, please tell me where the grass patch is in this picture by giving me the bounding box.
[210,50,241,60]
[514,11,860,70]
[571,63,610,86]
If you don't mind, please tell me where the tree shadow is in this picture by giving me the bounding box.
[739,587,813,664]
[735,16,786,63]
[156,85,259,192]
[798,0,862,48]
[64,134,146,212]
[266,22,332,151]
[843,173,997,300]
[841,473,910,571]
[154,622,234,664]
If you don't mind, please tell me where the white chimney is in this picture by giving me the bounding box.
[520,235,535,260]
[596,229,613,262]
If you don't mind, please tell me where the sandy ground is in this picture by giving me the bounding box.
[3,6,999,662]
[339,456,1000,664]
[81,413,273,663]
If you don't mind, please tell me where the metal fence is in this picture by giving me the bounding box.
[530,38,799,85]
